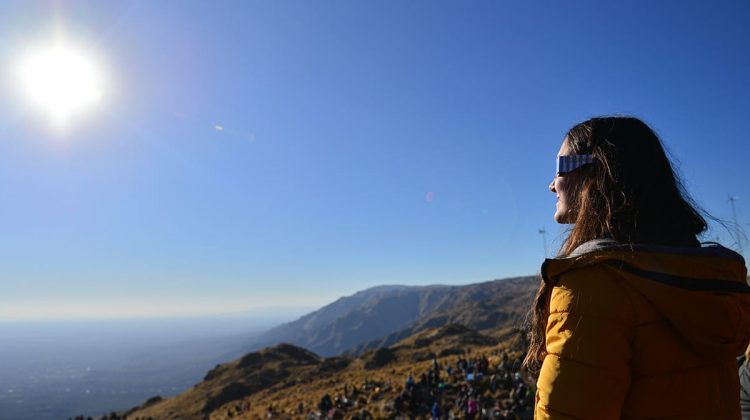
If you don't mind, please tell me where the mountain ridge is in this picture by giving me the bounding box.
[245,276,538,357]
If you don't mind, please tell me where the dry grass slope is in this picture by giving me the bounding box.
[128,323,532,420]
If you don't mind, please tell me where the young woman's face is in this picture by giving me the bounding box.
[549,139,578,224]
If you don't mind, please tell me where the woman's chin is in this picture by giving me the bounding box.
[553,208,564,223]
[554,209,574,224]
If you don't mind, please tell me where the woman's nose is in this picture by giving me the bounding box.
[549,178,556,192]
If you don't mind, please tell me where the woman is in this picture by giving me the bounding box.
[524,116,750,419]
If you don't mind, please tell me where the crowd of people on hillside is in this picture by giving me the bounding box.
[388,350,531,419]
[299,348,532,420]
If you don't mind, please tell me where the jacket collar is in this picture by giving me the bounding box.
[567,238,745,261]
[541,239,747,285]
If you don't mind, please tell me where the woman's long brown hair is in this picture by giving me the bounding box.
[522,116,708,375]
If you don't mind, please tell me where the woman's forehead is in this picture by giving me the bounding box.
[558,138,572,156]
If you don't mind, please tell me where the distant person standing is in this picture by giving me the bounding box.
[431,401,442,420]
[466,396,479,420]
[524,116,750,419]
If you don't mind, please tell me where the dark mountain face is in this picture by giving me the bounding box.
[244,285,454,356]
[198,343,324,415]
[245,276,539,357]
[345,277,538,355]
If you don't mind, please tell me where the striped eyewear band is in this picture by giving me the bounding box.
[557,154,595,175]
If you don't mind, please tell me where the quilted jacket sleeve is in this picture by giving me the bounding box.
[535,265,636,420]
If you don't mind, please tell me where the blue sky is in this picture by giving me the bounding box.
[1,1,748,320]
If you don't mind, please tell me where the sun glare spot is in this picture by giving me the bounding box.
[18,42,104,127]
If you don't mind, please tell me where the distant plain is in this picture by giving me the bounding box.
[0,310,311,420]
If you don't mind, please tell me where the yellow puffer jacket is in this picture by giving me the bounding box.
[535,240,750,420]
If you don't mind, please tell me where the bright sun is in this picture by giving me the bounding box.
[18,42,104,126]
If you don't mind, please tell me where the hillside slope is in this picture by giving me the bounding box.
[127,323,532,420]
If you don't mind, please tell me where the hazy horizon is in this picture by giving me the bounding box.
[0,309,310,420]
[0,301,324,322]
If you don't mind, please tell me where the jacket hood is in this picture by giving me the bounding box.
[542,239,750,359]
